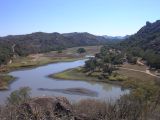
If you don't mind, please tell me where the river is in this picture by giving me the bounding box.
[0,60,129,104]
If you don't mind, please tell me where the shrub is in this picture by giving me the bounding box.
[77,48,86,54]
[7,87,31,105]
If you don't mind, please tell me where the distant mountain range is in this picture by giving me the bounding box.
[103,35,130,40]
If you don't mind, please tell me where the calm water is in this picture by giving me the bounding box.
[0,60,129,104]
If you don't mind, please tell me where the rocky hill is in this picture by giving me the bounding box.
[121,20,160,54]
[120,20,160,68]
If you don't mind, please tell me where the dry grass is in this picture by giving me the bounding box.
[73,93,160,120]
[1,95,160,120]
[121,63,147,71]
[117,68,156,82]
[73,99,108,119]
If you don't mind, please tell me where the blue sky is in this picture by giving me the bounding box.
[0,0,159,36]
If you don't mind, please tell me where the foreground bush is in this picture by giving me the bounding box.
[0,88,160,120]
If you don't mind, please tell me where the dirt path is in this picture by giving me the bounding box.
[137,59,145,66]
[119,67,160,78]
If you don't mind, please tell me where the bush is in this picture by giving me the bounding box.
[7,87,31,105]
[77,48,86,54]
[127,54,137,64]
[57,49,63,53]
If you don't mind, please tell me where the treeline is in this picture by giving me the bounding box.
[119,44,160,69]
[123,47,160,68]
[0,32,109,65]
[0,44,12,64]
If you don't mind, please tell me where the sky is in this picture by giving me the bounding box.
[0,0,159,36]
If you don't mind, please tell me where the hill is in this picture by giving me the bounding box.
[120,20,160,68]
[0,32,109,65]
[121,20,160,53]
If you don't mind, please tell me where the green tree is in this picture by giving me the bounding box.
[102,64,114,76]
[84,58,97,75]
[77,48,86,54]
[57,49,63,53]
[7,87,31,105]
[127,54,137,64]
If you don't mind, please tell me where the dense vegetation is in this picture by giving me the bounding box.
[120,20,160,68]
[84,46,124,77]
[0,44,13,64]
[73,45,160,120]
[82,45,160,99]
[0,32,109,65]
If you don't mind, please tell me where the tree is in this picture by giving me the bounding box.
[84,58,97,75]
[0,45,12,65]
[7,87,31,105]
[57,49,63,53]
[102,64,114,76]
[77,48,86,54]
[103,55,111,63]
[112,54,123,65]
[127,54,137,64]
[100,45,108,56]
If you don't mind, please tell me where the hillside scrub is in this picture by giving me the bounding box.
[0,87,160,120]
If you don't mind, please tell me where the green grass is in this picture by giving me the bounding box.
[108,73,128,82]
[50,67,127,85]
[50,67,99,81]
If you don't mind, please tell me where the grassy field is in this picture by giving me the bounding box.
[64,46,101,55]
[50,67,99,81]
[121,63,147,71]
[50,67,129,85]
